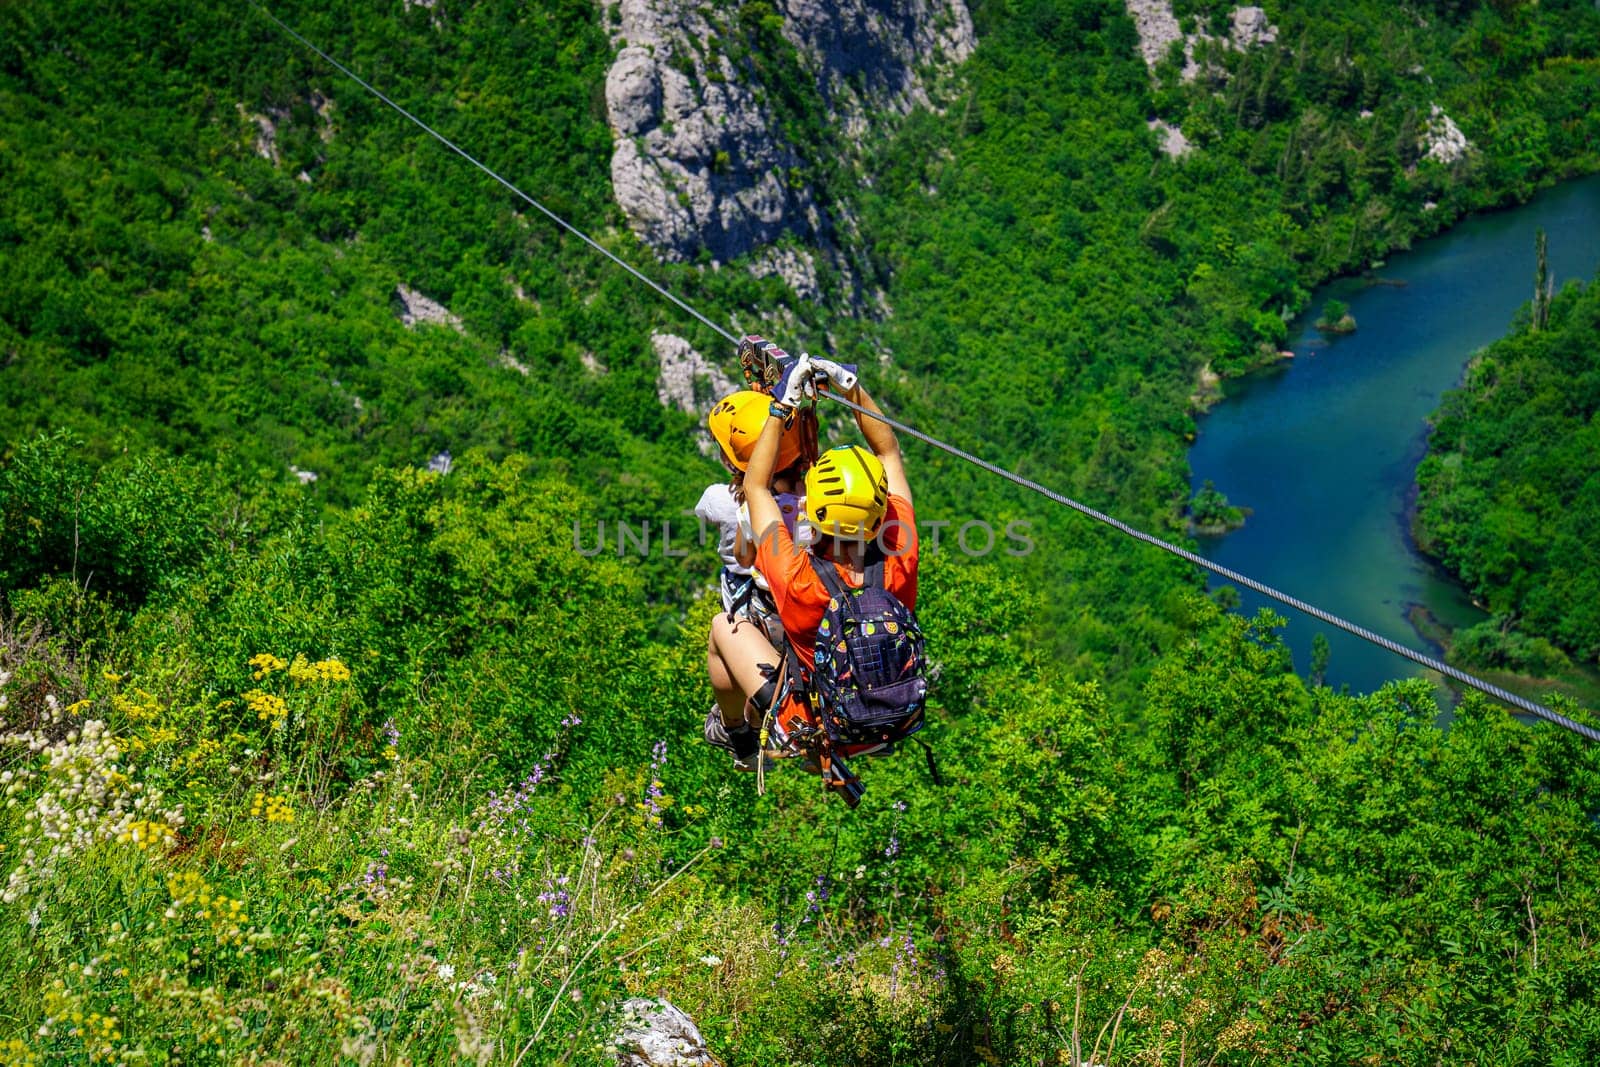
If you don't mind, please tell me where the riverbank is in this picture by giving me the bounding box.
[1188,173,1600,695]
[1407,603,1600,710]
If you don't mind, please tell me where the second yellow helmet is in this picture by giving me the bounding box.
[707,390,803,472]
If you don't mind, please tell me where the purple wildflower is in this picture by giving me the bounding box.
[538,874,572,920]
[642,739,669,828]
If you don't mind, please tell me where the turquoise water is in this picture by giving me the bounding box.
[1189,174,1600,694]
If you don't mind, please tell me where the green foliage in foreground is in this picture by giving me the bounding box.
[3,448,1600,1064]
[1415,274,1600,668]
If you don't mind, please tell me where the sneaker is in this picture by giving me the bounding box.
[732,750,774,773]
[704,704,736,753]
[705,705,770,771]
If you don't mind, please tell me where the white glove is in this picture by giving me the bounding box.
[775,353,814,408]
[808,356,858,392]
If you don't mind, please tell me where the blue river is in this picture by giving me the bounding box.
[1189,174,1600,694]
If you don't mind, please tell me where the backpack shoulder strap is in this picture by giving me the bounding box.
[808,553,852,601]
[810,550,887,598]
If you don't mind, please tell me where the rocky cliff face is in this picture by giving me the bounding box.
[600,0,973,299]
[1125,1,1277,83]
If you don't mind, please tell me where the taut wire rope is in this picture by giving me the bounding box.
[247,3,742,349]
[252,5,1600,744]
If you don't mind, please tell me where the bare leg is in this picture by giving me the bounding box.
[708,613,782,729]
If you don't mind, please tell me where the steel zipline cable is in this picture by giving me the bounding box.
[247,3,742,349]
[821,393,1600,742]
[252,6,1600,744]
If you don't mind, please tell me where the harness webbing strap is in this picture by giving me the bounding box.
[725,571,758,623]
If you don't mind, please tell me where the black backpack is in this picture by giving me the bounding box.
[806,554,928,751]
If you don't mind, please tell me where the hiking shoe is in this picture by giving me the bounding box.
[705,705,769,770]
[732,750,774,773]
[704,704,736,753]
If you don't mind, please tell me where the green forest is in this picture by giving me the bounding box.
[1415,271,1600,675]
[3,0,1600,1063]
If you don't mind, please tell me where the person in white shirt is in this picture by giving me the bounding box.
[699,390,809,768]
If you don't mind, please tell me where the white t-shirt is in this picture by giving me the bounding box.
[695,484,811,585]
[695,483,751,576]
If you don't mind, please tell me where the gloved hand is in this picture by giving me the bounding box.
[807,355,858,392]
[773,353,814,409]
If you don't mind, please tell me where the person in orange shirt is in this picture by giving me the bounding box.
[704,356,917,773]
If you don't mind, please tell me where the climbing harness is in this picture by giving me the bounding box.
[253,6,1600,748]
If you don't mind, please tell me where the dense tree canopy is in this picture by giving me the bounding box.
[1416,274,1600,669]
[4,0,1600,1062]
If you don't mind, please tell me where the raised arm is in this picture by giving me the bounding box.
[841,384,911,505]
[743,409,786,541]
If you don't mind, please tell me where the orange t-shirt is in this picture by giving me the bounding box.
[754,494,918,671]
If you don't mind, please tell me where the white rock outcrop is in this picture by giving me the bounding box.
[498,350,531,376]
[1229,6,1276,48]
[1125,1,1278,83]
[394,285,465,333]
[600,0,974,273]
[1420,104,1472,165]
[748,244,822,301]
[653,333,736,416]
[1126,0,1186,72]
[609,998,719,1066]
[238,104,286,164]
[1147,118,1193,158]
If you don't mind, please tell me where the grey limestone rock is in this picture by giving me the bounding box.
[1147,118,1193,158]
[653,332,737,416]
[1125,1,1278,84]
[394,285,466,333]
[1420,104,1472,165]
[609,997,720,1066]
[1229,6,1277,49]
[600,0,974,290]
[1125,0,1187,73]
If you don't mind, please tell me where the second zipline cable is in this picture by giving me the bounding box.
[251,4,1600,744]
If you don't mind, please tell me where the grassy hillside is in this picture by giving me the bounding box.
[3,451,1599,1064]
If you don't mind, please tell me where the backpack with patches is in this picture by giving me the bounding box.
[806,554,927,752]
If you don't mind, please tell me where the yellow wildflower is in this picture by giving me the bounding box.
[287,654,351,685]
[111,688,161,722]
[249,792,294,824]
[116,819,176,850]
[243,689,288,729]
[0,1038,38,1066]
[179,738,224,774]
[168,871,248,944]
[249,653,288,680]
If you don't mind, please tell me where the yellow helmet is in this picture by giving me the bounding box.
[804,445,888,539]
[707,391,802,472]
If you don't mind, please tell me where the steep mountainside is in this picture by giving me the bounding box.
[4,1,1600,1062]
[602,0,973,308]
